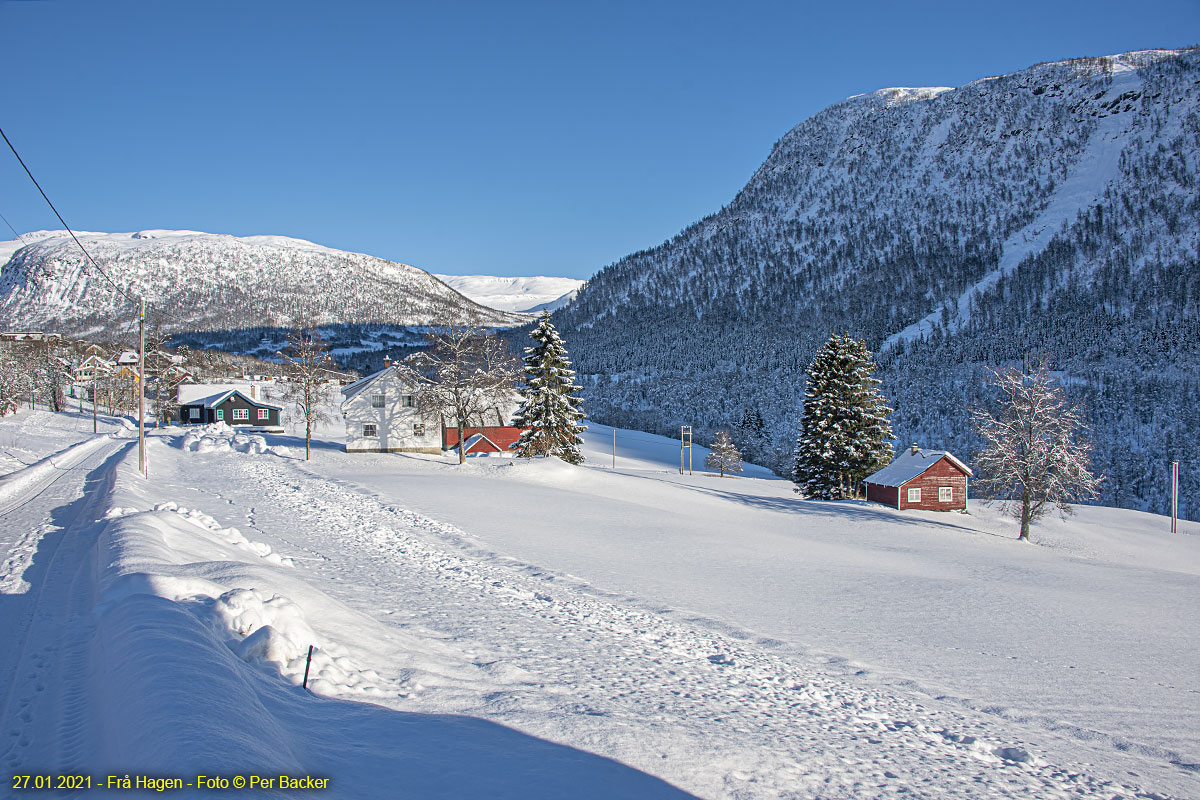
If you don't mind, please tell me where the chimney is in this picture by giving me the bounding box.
[911,442,919,456]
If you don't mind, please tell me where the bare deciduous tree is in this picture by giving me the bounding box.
[399,324,520,465]
[971,356,1101,541]
[706,429,744,477]
[280,324,335,460]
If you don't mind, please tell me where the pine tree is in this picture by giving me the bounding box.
[706,429,743,477]
[792,332,894,499]
[513,312,587,463]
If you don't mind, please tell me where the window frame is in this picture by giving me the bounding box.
[401,394,416,408]
[215,409,224,422]
[938,486,953,503]
[257,408,270,420]
[188,407,200,420]
[371,393,386,408]
[906,487,921,504]
[362,423,378,438]
[232,408,250,421]
[412,422,425,437]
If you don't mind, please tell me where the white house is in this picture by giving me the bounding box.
[341,365,525,454]
[341,367,444,453]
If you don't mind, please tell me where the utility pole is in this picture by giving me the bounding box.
[138,297,146,476]
[680,425,692,476]
[1171,460,1180,533]
[91,371,97,434]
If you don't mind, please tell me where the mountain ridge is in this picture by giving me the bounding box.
[0,230,526,338]
[552,47,1199,518]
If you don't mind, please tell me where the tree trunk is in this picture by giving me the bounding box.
[1019,495,1031,541]
[305,419,312,461]
[457,420,466,464]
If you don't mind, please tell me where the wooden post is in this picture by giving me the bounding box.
[302,644,315,689]
[611,428,615,469]
[1171,461,1180,534]
[138,297,146,476]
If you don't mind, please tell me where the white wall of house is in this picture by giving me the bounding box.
[342,370,443,453]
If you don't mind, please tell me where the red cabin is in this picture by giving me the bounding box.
[865,445,972,511]
[442,425,527,453]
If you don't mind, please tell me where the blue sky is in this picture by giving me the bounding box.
[0,0,1195,279]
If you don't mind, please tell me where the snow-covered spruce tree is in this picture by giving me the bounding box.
[971,356,1101,542]
[513,312,587,464]
[706,429,743,477]
[792,332,894,499]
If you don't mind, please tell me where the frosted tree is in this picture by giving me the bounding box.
[280,323,335,461]
[513,312,587,463]
[792,332,894,500]
[971,356,1101,541]
[401,323,521,465]
[706,429,743,477]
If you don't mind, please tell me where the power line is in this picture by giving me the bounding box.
[0,124,137,306]
[0,210,26,244]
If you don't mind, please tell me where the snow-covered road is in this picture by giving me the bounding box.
[1,416,1196,799]
[0,434,132,774]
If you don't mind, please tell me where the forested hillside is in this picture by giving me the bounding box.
[553,49,1199,519]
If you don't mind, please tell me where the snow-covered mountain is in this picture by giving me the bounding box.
[0,230,525,339]
[553,48,1200,518]
[434,274,585,314]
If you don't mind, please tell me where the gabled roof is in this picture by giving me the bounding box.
[462,433,502,454]
[341,366,405,404]
[183,388,282,411]
[865,448,972,487]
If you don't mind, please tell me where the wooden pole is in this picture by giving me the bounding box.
[1171,461,1180,534]
[611,428,615,469]
[138,298,146,476]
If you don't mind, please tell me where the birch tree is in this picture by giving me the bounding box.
[400,324,520,465]
[971,357,1101,541]
[280,324,335,460]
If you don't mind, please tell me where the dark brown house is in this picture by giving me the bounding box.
[865,445,972,511]
[179,389,283,431]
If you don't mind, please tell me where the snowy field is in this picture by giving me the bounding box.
[0,408,1197,799]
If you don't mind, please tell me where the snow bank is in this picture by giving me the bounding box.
[179,423,288,457]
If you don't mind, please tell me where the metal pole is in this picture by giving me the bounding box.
[1171,461,1179,533]
[92,373,97,434]
[612,428,615,469]
[138,297,146,476]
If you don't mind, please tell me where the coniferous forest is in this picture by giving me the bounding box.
[552,49,1200,520]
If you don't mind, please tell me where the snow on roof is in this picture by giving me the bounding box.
[865,448,972,487]
[182,388,282,410]
[341,366,398,404]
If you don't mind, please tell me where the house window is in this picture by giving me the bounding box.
[215,409,224,421]
[939,486,953,503]
[906,487,921,504]
[232,408,249,421]
[188,408,199,420]
[413,423,425,437]
[371,394,386,408]
[401,395,416,408]
[363,423,378,438]
[257,408,270,420]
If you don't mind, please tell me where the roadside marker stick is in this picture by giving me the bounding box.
[302,645,315,690]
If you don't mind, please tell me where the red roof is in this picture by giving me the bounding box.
[443,425,527,451]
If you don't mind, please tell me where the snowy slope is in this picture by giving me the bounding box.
[1,408,1195,799]
[0,230,526,339]
[555,47,1200,519]
[435,274,585,314]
